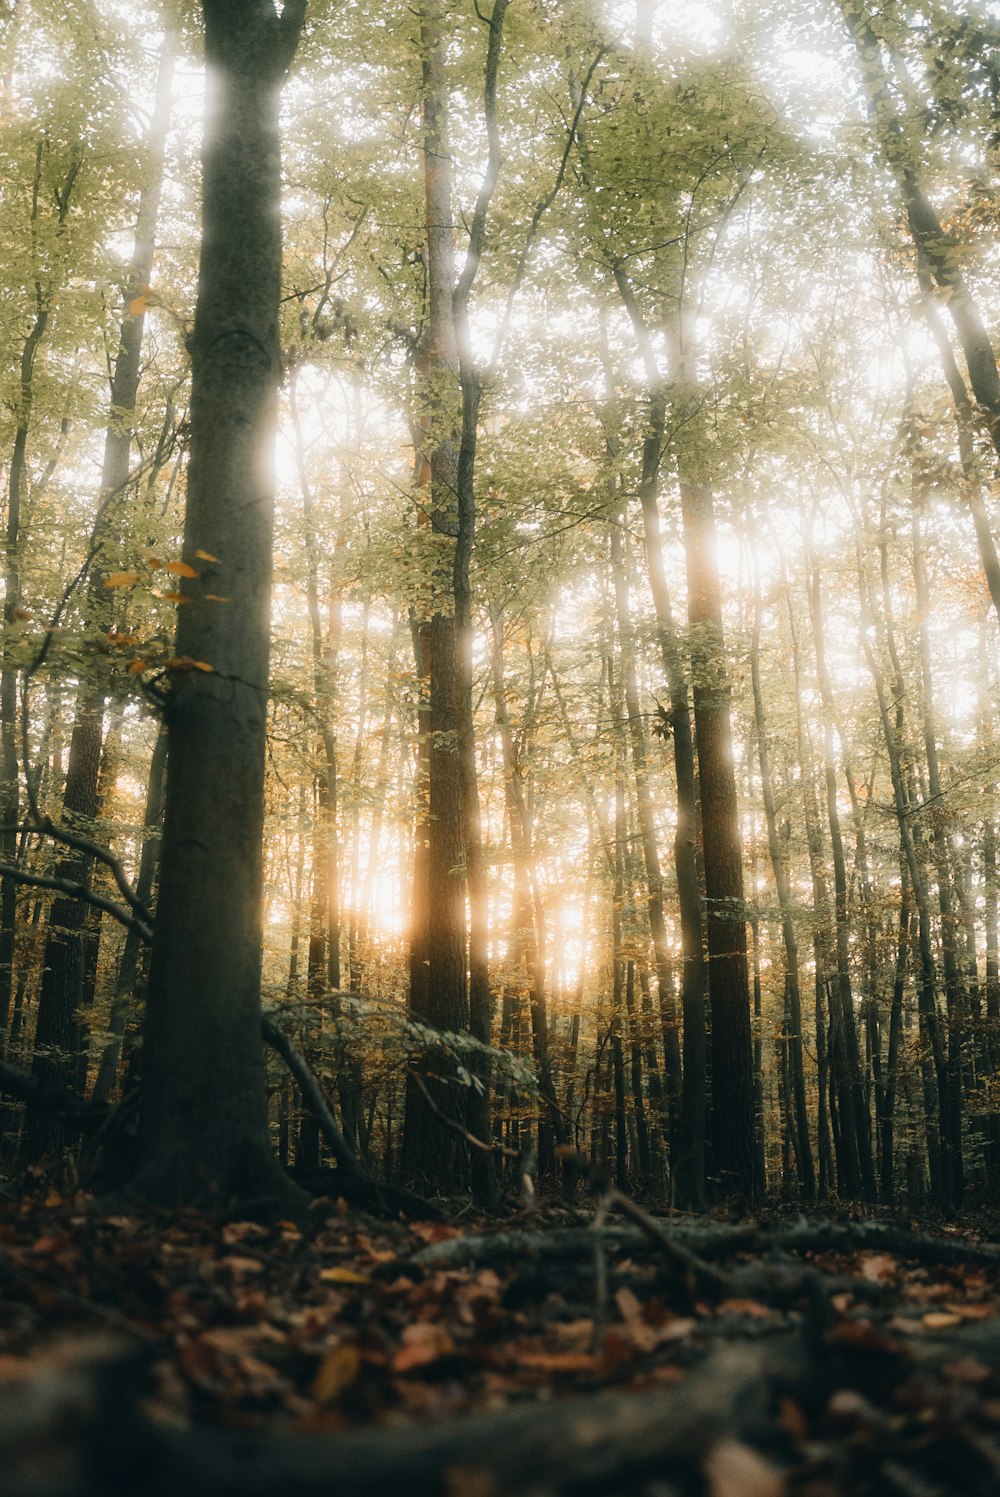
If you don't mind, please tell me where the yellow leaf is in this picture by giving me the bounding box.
[319,1266,370,1285]
[194,549,220,563]
[103,571,141,589]
[312,1344,360,1406]
[164,560,200,578]
[923,1312,963,1331]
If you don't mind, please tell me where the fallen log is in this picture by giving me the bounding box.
[5,1336,798,1497]
[411,1216,1000,1272]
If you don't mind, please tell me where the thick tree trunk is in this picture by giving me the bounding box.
[402,1,469,1192]
[133,0,307,1210]
[680,473,758,1201]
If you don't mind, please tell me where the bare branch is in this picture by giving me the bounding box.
[0,858,153,941]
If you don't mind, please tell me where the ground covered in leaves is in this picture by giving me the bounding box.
[2,1175,1000,1496]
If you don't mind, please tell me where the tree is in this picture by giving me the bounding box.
[132,0,307,1209]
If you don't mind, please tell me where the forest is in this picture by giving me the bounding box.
[3,0,1000,1492]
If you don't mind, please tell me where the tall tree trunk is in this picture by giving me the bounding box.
[749,559,815,1200]
[911,499,965,1203]
[401,0,469,1191]
[22,40,173,1152]
[809,564,877,1202]
[489,611,563,1180]
[786,578,835,1197]
[611,294,705,1208]
[680,462,757,1200]
[0,143,79,1044]
[609,512,681,1155]
[857,562,954,1209]
[134,0,307,1209]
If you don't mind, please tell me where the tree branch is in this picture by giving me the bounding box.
[0,860,153,940]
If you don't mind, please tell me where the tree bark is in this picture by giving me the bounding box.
[401,1,470,1192]
[133,0,307,1210]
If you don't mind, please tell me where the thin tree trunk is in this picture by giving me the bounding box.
[749,559,815,1200]
[809,564,876,1201]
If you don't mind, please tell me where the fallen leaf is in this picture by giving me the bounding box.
[194,550,220,563]
[718,1298,775,1320]
[858,1252,897,1284]
[654,1316,695,1343]
[103,571,140,589]
[319,1267,371,1285]
[164,560,200,578]
[945,1302,994,1321]
[392,1323,454,1373]
[922,1312,963,1331]
[515,1350,597,1372]
[218,1255,264,1278]
[313,1343,360,1405]
[704,1439,785,1497]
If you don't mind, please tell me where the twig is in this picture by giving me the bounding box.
[606,1190,733,1297]
[591,1189,612,1354]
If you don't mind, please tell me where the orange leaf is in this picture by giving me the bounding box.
[515,1350,597,1372]
[164,560,200,578]
[205,594,231,602]
[195,549,220,563]
[128,659,147,674]
[718,1298,775,1320]
[103,571,140,589]
[160,591,191,604]
[128,294,149,316]
[391,1323,453,1373]
[145,555,163,569]
[164,657,213,673]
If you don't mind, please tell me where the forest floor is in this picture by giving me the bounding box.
[1,1174,1000,1496]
